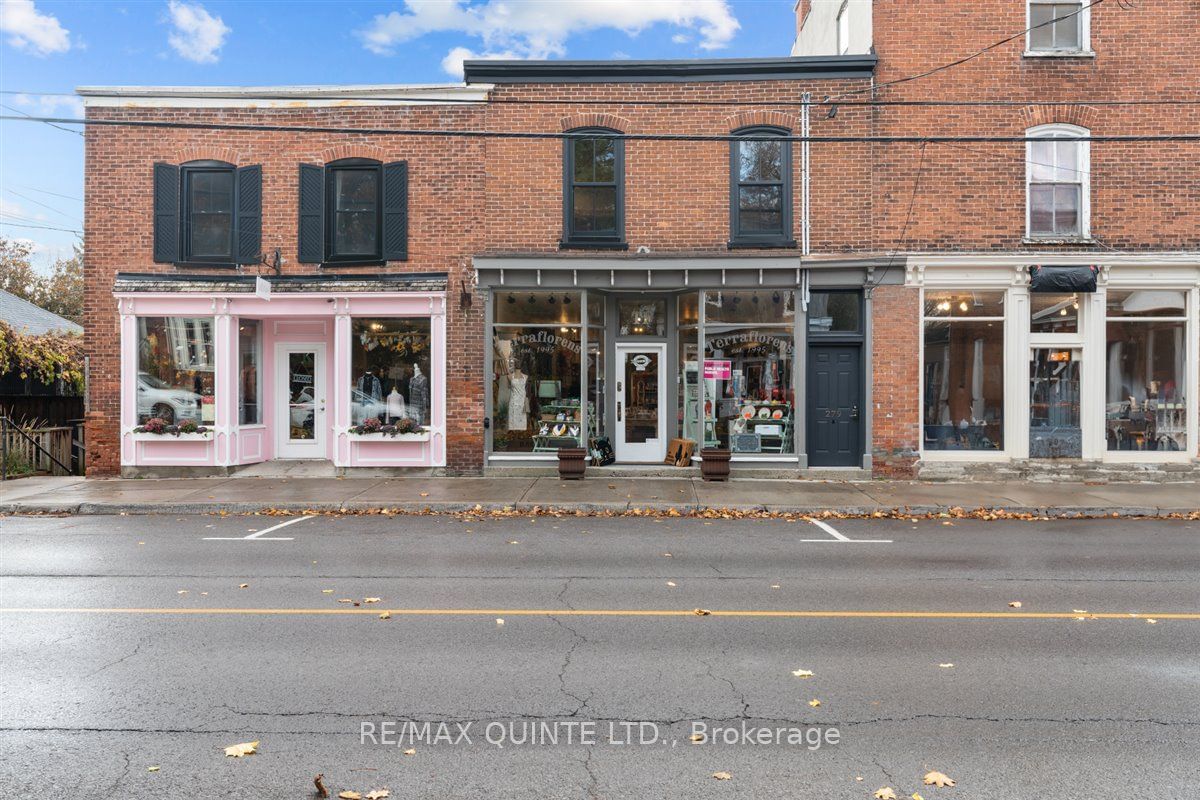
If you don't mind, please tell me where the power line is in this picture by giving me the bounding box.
[871,141,929,291]
[0,102,83,137]
[0,221,83,234]
[3,188,82,223]
[831,0,1110,100]
[2,115,1198,143]
[5,88,1198,109]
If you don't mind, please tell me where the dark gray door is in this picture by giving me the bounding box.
[807,345,862,467]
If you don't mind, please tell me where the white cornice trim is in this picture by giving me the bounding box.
[908,252,1200,268]
[77,83,492,108]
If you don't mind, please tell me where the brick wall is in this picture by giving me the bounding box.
[870,285,920,476]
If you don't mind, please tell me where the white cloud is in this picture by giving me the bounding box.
[0,0,71,55]
[11,91,84,118]
[165,0,229,64]
[671,33,690,44]
[361,0,740,77]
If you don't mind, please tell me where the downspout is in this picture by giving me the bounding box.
[800,91,811,257]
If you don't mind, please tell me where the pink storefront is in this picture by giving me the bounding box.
[114,273,447,474]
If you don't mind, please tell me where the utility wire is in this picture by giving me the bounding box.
[0,102,83,137]
[2,115,1198,143]
[830,0,1110,100]
[3,188,82,223]
[0,221,83,234]
[5,87,1198,108]
[870,141,929,291]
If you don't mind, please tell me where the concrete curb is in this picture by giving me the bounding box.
[1,500,1193,518]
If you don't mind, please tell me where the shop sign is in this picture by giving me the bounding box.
[703,359,731,380]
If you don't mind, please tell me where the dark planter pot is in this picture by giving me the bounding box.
[557,448,588,480]
[699,448,732,482]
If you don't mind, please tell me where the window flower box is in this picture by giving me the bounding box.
[346,430,431,443]
[129,418,213,441]
[129,430,214,442]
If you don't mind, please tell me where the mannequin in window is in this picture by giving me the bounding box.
[508,368,529,431]
[386,385,406,422]
[408,363,429,425]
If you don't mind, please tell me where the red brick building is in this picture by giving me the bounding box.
[81,1,1198,479]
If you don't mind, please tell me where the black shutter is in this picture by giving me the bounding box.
[235,165,262,264]
[382,161,408,262]
[297,163,324,264]
[152,163,180,263]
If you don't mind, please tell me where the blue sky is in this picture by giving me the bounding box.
[0,0,797,269]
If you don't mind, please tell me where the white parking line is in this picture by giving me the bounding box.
[203,516,313,541]
[802,517,892,543]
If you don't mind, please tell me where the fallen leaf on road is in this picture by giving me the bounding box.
[337,599,354,604]
[712,771,732,780]
[874,788,897,800]
[923,770,955,787]
[147,766,159,772]
[496,618,505,626]
[508,540,519,545]
[138,541,145,545]
[314,774,329,798]
[177,590,188,595]
[792,669,813,678]
[689,733,705,743]
[693,608,711,616]
[403,748,415,756]
[1072,609,1088,614]
[1008,601,1022,608]
[322,589,334,594]
[666,581,676,587]
[856,776,864,782]
[663,552,673,557]
[366,791,391,800]
[770,584,780,589]
[200,592,208,596]
[808,699,821,707]
[338,793,361,800]
[363,597,381,604]
[223,741,258,758]
[379,612,391,620]
[1146,618,1158,624]
[238,584,249,589]
[939,663,954,668]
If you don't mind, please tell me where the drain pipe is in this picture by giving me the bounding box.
[800,91,811,257]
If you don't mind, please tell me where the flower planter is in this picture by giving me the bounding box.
[699,448,731,482]
[557,448,588,480]
[129,431,214,442]
[346,431,431,443]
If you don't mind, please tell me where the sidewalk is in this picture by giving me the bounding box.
[2,475,1197,517]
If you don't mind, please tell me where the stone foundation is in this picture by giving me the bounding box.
[917,458,1200,483]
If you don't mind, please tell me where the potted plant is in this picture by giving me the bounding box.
[699,447,731,481]
[557,446,587,480]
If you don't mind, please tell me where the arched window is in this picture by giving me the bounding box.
[563,128,624,247]
[729,126,793,247]
[1026,124,1089,239]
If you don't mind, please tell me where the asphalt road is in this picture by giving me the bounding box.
[2,512,1199,799]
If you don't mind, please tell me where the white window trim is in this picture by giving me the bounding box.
[1025,0,1093,56]
[1026,123,1091,241]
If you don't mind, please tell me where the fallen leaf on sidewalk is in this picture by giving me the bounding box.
[1008,601,1022,608]
[711,771,732,780]
[238,584,249,589]
[693,608,711,616]
[874,788,897,800]
[419,492,429,498]
[403,748,415,756]
[314,774,329,798]
[365,791,391,800]
[808,699,821,707]
[939,663,954,668]
[147,766,159,772]
[338,792,361,800]
[912,793,925,800]
[223,741,258,758]
[792,669,814,678]
[923,770,955,787]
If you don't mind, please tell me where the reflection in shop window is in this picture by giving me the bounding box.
[136,317,213,425]
[238,320,261,425]
[703,292,795,454]
[1030,292,1079,333]
[1105,290,1189,452]
[808,291,860,333]
[492,292,585,452]
[618,299,666,336]
[350,318,432,427]
[922,291,1005,451]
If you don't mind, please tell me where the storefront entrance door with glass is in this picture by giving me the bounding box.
[276,343,326,459]
[615,343,667,462]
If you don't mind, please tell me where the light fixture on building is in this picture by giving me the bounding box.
[959,301,969,312]
[528,294,536,304]
[772,291,781,304]
[507,294,516,304]
[562,294,571,304]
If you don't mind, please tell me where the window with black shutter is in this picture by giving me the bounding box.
[297,159,408,266]
[153,160,262,267]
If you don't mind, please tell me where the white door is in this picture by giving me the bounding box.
[276,344,326,459]
[615,344,667,462]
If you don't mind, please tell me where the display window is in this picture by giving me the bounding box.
[350,318,432,427]
[136,317,214,425]
[238,320,261,425]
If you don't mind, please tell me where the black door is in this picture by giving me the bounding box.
[807,345,862,467]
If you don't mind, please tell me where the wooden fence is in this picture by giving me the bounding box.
[2,424,77,476]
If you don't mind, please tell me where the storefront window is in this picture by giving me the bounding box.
[1105,289,1189,452]
[703,291,795,454]
[588,294,605,444]
[922,291,1004,451]
[492,291,584,452]
[618,299,666,336]
[238,320,261,425]
[350,318,432,427]
[1030,292,1079,333]
[136,317,214,425]
[678,292,700,442]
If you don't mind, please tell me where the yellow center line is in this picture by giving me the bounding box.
[1,608,1197,620]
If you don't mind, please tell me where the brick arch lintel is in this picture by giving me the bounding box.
[318,143,390,163]
[560,112,634,133]
[1020,104,1098,131]
[724,110,796,132]
[178,146,242,165]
